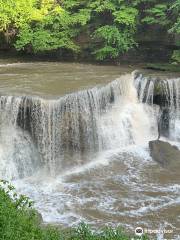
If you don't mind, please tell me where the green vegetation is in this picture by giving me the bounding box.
[0,180,149,240]
[142,0,180,63]
[146,63,180,72]
[0,0,89,53]
[0,180,61,240]
[89,0,139,60]
[0,0,179,63]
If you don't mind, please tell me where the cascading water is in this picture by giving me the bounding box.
[0,71,180,239]
[135,72,180,140]
[0,74,157,178]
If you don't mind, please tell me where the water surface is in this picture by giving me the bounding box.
[0,61,180,239]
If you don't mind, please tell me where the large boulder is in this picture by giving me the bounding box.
[149,140,180,170]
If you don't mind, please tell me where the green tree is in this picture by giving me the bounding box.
[169,0,180,63]
[0,0,90,54]
[0,0,179,62]
[88,0,139,60]
[15,0,88,53]
[0,0,39,45]
[142,3,171,26]
[142,0,180,63]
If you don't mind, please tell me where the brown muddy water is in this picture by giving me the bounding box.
[0,61,179,97]
[0,62,134,97]
[0,61,180,239]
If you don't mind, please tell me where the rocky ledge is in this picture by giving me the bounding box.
[149,140,180,171]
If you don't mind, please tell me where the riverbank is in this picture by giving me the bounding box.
[0,51,179,74]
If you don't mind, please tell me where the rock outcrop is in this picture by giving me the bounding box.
[149,140,180,170]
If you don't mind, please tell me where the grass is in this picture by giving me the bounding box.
[0,180,149,240]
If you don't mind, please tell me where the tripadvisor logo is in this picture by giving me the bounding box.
[135,227,144,237]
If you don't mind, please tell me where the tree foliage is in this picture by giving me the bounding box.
[142,3,171,26]
[169,0,180,62]
[90,1,139,60]
[142,0,180,63]
[0,0,90,53]
[0,0,179,62]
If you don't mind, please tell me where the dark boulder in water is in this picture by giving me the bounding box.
[149,140,180,170]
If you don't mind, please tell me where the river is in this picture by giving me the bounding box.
[0,61,180,239]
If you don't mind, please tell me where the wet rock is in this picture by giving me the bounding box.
[149,140,180,170]
[159,108,170,138]
[133,70,141,80]
[34,210,43,225]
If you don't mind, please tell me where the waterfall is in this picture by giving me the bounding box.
[135,72,180,140]
[0,72,179,179]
